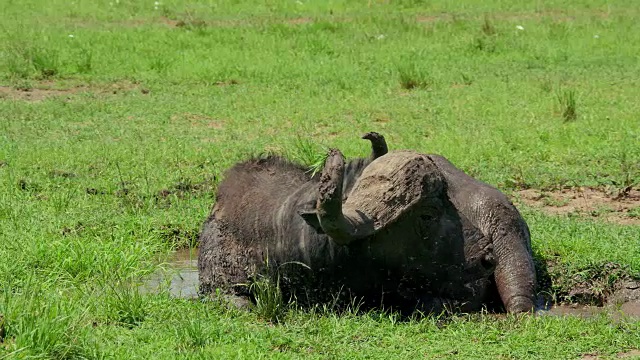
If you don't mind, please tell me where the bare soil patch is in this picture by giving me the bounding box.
[514,187,640,225]
[0,80,147,102]
[580,350,640,360]
[619,350,640,358]
[0,85,80,102]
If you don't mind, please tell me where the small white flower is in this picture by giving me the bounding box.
[593,34,600,39]
[154,1,160,5]
[68,34,75,38]
[516,25,524,31]
[376,34,385,40]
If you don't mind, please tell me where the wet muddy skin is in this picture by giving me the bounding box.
[142,248,640,320]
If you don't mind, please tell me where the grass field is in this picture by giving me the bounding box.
[1,0,640,358]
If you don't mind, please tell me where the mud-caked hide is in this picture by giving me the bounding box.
[198,141,536,314]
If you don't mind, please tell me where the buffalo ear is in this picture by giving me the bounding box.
[298,209,325,234]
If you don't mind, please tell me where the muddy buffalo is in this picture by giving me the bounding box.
[198,133,536,314]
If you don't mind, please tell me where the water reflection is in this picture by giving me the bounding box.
[140,248,199,299]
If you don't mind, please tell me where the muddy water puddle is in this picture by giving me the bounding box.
[539,302,640,320]
[139,248,199,298]
[140,249,640,320]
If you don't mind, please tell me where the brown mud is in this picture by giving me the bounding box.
[537,260,640,306]
[539,301,640,321]
[580,349,640,360]
[144,248,640,321]
[514,187,640,225]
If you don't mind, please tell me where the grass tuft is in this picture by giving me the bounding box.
[308,151,329,177]
[149,56,174,75]
[556,88,578,122]
[249,273,286,324]
[481,16,497,36]
[104,280,148,328]
[397,62,432,90]
[290,136,329,176]
[176,318,214,350]
[460,72,473,85]
[472,36,497,53]
[75,47,93,74]
[30,47,60,79]
[0,285,95,359]
[616,146,639,191]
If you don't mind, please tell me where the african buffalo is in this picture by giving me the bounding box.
[198,133,536,314]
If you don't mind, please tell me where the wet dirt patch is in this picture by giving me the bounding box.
[0,80,148,102]
[144,247,640,319]
[579,350,640,360]
[515,187,640,225]
[139,248,199,299]
[537,259,640,307]
[540,301,640,321]
[533,259,640,327]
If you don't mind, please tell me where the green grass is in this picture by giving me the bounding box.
[1,0,640,358]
